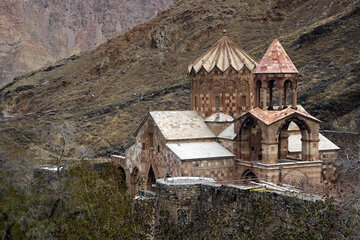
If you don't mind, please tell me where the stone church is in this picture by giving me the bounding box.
[112,32,339,195]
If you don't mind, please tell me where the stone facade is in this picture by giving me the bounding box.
[154,177,324,239]
[112,34,340,194]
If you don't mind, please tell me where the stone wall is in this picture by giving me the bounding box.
[116,115,182,194]
[154,178,325,239]
[180,158,235,183]
[190,68,254,117]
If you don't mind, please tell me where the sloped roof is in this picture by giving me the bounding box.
[188,32,257,74]
[218,123,236,140]
[149,111,216,140]
[205,112,234,122]
[288,133,340,153]
[166,142,234,160]
[253,39,298,74]
[240,106,320,125]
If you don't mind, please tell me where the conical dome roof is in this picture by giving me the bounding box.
[253,39,298,74]
[188,32,257,74]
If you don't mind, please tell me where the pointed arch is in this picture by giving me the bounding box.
[276,116,313,161]
[146,165,156,192]
[241,169,258,183]
[239,116,263,161]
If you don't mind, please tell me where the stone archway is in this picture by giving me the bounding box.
[146,165,156,192]
[277,117,312,161]
[283,170,308,185]
[117,166,126,184]
[239,117,263,161]
[242,169,258,183]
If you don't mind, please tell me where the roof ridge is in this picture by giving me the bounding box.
[189,34,257,74]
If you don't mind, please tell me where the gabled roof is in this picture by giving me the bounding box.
[218,123,236,140]
[166,142,234,160]
[253,39,298,74]
[238,106,321,125]
[205,112,233,123]
[188,32,257,74]
[149,111,216,140]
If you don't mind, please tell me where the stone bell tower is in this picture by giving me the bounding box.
[188,31,258,117]
[253,39,298,110]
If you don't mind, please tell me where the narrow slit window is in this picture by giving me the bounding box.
[215,96,220,109]
[242,96,246,107]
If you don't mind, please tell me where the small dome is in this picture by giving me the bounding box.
[188,33,257,74]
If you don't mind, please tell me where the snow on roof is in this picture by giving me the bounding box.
[150,111,215,140]
[158,177,217,185]
[205,112,234,122]
[166,142,234,160]
[288,133,340,153]
[218,123,236,140]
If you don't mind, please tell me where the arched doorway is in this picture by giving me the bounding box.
[146,165,156,192]
[277,118,311,161]
[118,166,126,184]
[239,117,263,161]
[242,170,258,183]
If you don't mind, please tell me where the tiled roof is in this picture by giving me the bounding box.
[205,112,234,122]
[244,106,320,125]
[150,111,216,140]
[166,142,234,160]
[188,32,257,74]
[253,39,298,74]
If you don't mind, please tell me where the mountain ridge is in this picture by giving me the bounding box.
[0,0,359,164]
[0,0,174,87]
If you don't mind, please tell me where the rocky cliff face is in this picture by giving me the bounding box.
[0,0,359,163]
[0,0,174,87]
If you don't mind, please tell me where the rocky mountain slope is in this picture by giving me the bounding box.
[0,0,174,87]
[0,0,359,164]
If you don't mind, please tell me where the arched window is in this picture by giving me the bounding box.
[213,82,222,94]
[215,96,220,109]
[226,81,236,93]
[241,96,246,107]
[200,82,207,94]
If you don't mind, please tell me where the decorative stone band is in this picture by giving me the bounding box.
[300,138,320,142]
[261,140,279,145]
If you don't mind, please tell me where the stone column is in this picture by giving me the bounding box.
[301,138,319,161]
[283,86,287,108]
[255,87,259,108]
[279,130,289,159]
[292,88,297,109]
[278,88,283,110]
[261,140,279,164]
[262,88,267,110]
